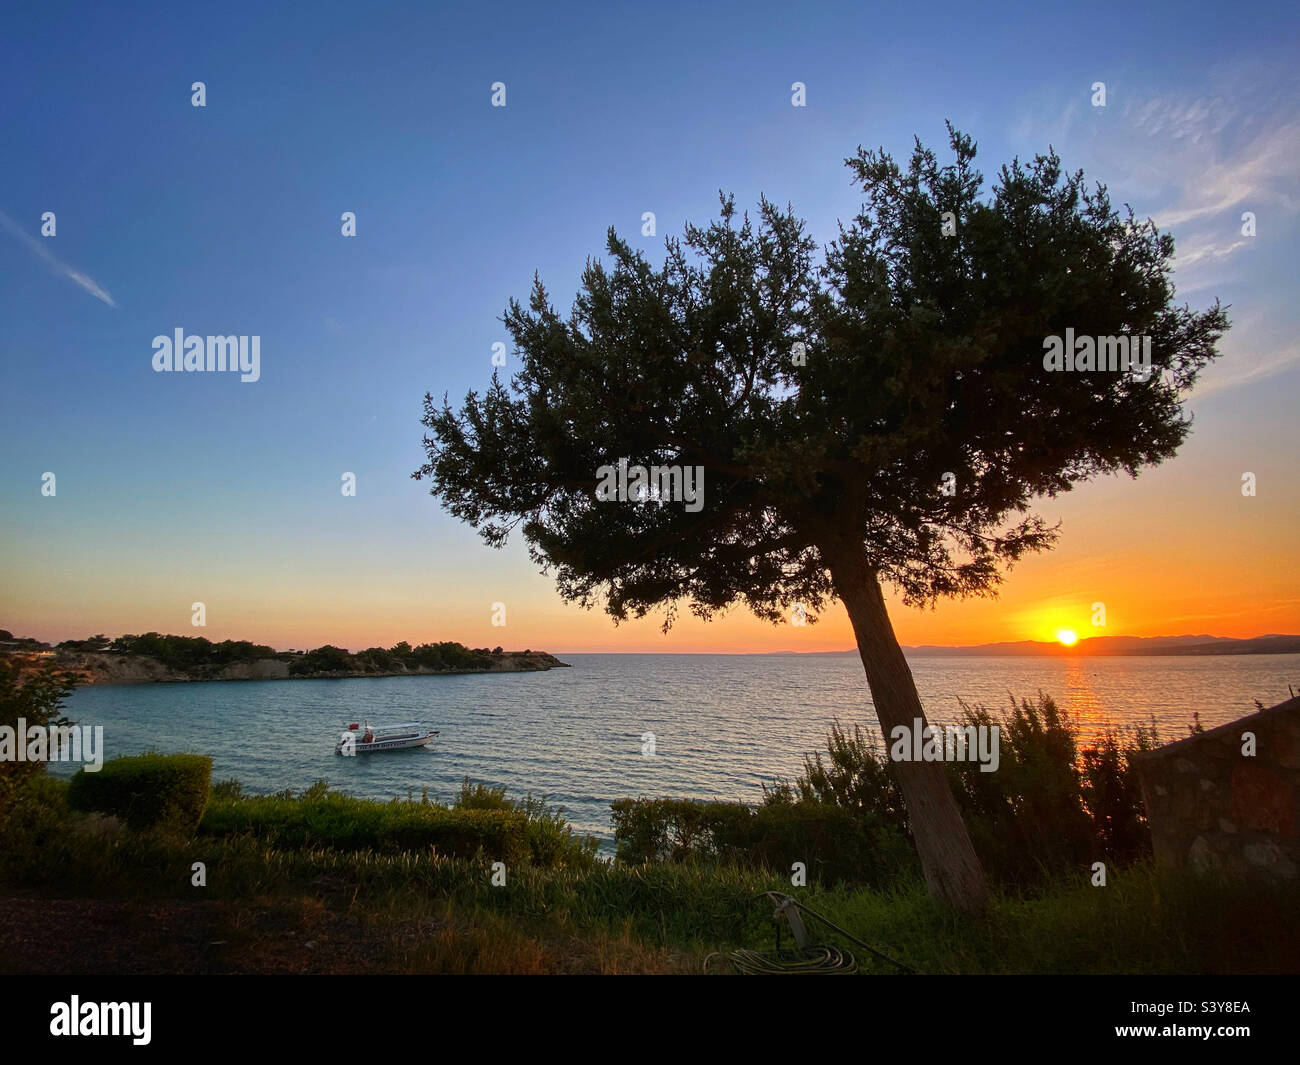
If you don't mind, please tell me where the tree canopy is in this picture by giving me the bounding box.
[418,125,1226,631]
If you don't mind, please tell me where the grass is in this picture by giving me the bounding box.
[3,774,1296,974]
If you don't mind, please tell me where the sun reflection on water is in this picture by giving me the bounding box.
[1059,656,1106,736]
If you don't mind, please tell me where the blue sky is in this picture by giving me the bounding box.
[2,1,1297,651]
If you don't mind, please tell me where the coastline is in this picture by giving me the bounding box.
[34,650,570,687]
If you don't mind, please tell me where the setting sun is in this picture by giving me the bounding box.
[1056,629,1079,646]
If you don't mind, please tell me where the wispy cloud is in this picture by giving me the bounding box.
[1012,64,1300,401]
[1126,94,1234,146]
[1194,343,1300,398]
[1170,237,1252,270]
[1011,64,1300,239]
[0,209,117,307]
[1151,117,1300,230]
[1164,599,1300,624]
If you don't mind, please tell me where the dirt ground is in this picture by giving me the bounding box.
[0,892,689,974]
[0,893,409,974]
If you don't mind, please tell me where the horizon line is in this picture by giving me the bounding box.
[7,628,1298,657]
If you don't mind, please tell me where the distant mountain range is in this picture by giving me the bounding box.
[780,635,1300,657]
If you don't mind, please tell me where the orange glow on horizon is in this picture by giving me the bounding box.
[4,425,1298,654]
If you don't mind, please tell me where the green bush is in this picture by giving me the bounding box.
[67,752,211,832]
[765,720,909,828]
[767,695,1159,890]
[210,777,244,800]
[454,778,513,811]
[746,800,915,886]
[1079,723,1159,864]
[18,773,70,810]
[200,786,530,865]
[513,794,599,870]
[610,797,912,888]
[612,798,750,864]
[944,694,1096,883]
[453,777,598,869]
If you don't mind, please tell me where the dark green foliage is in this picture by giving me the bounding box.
[765,695,1159,889]
[453,777,598,869]
[945,696,1098,881]
[415,124,1227,627]
[1080,724,1159,863]
[5,783,1298,974]
[56,634,111,651]
[210,777,244,800]
[946,696,1158,878]
[612,798,748,864]
[355,646,399,671]
[0,631,49,650]
[73,633,495,677]
[289,639,493,675]
[67,752,211,832]
[200,778,594,871]
[743,801,915,886]
[402,641,487,671]
[453,778,513,811]
[610,797,914,888]
[765,721,908,828]
[0,659,78,810]
[200,784,531,865]
[289,644,352,674]
[4,767,1298,974]
[108,633,277,671]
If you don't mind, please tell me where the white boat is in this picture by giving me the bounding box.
[335,721,439,754]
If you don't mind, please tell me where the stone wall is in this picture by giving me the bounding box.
[1133,695,1300,880]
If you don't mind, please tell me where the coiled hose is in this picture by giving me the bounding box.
[705,892,916,975]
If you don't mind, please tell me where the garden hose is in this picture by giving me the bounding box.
[726,945,859,975]
[706,892,916,975]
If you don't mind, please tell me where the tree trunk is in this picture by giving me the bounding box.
[821,540,988,913]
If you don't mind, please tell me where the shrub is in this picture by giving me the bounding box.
[945,694,1096,883]
[17,773,70,810]
[210,777,244,801]
[454,779,512,811]
[454,777,598,869]
[67,752,211,832]
[1079,723,1159,865]
[745,800,915,886]
[767,694,1159,890]
[200,785,530,865]
[612,798,751,864]
[610,796,912,888]
[512,793,600,870]
[290,644,352,674]
[765,721,909,830]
